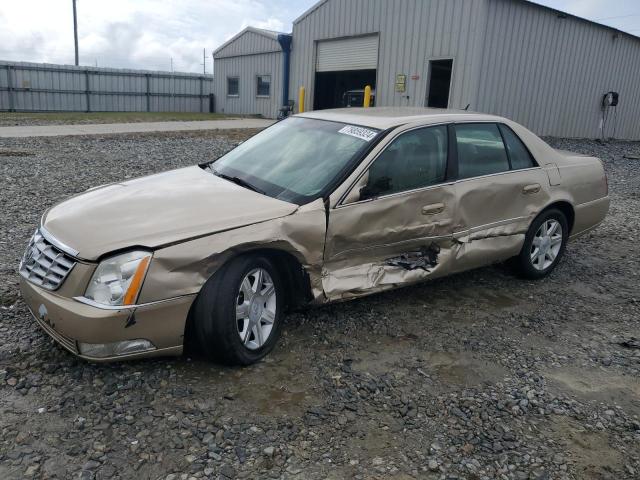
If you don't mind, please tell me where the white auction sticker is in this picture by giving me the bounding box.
[338,125,378,142]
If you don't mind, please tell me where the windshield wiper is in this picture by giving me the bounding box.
[210,168,265,195]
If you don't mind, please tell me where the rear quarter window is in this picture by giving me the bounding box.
[499,124,537,170]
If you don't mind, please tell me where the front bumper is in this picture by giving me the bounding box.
[20,277,195,362]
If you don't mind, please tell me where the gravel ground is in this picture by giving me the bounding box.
[0,130,639,480]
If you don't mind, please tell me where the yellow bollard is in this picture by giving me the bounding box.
[298,87,305,113]
[363,85,372,108]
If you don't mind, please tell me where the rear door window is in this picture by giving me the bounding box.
[455,123,510,179]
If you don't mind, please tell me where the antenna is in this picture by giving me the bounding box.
[201,48,207,75]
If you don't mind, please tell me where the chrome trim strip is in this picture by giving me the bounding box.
[39,226,80,258]
[72,294,194,311]
[452,166,542,184]
[336,181,456,208]
[330,233,453,259]
[453,215,530,238]
[337,166,543,208]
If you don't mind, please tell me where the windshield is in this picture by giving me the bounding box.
[210,117,380,204]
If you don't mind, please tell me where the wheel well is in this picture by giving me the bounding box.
[182,248,313,355]
[248,248,314,310]
[543,201,575,234]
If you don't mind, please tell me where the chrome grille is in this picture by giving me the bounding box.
[19,230,76,290]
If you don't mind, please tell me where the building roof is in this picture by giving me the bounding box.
[293,0,639,41]
[297,107,506,129]
[212,27,288,57]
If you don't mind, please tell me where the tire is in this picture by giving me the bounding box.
[516,208,568,279]
[192,254,285,365]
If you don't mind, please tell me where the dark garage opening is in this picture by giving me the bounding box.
[314,69,376,110]
[426,59,453,108]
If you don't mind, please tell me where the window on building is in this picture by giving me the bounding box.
[363,125,448,198]
[227,77,239,97]
[455,123,510,179]
[498,124,537,169]
[256,75,271,97]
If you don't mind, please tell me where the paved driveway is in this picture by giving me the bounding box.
[0,118,274,137]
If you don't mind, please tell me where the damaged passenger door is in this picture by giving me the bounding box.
[322,124,457,300]
[451,122,551,271]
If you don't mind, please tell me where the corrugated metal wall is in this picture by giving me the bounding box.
[213,53,283,118]
[477,0,640,139]
[213,30,284,118]
[214,29,281,57]
[289,0,640,139]
[290,0,487,114]
[0,61,213,113]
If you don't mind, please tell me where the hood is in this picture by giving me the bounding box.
[43,166,298,261]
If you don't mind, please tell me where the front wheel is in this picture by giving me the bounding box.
[516,209,568,279]
[192,254,284,365]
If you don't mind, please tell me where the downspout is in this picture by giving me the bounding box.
[277,33,292,108]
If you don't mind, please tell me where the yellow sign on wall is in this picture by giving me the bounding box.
[395,74,406,93]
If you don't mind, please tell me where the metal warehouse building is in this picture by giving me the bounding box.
[213,27,291,119]
[213,0,640,139]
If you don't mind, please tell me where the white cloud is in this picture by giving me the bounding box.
[1,0,637,73]
[0,0,311,73]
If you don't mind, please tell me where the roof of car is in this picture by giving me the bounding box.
[296,107,506,130]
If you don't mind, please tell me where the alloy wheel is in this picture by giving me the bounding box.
[530,219,563,271]
[235,268,276,350]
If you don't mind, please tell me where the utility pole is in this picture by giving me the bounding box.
[170,57,173,72]
[72,0,79,65]
[202,48,206,75]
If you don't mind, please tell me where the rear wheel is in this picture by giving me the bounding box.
[516,209,568,279]
[193,254,284,365]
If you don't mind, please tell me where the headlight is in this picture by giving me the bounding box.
[85,250,152,306]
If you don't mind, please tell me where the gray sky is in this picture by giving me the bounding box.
[0,0,638,73]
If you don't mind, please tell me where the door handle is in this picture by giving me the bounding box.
[422,203,445,215]
[522,184,541,195]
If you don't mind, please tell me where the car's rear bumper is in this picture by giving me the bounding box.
[20,277,194,362]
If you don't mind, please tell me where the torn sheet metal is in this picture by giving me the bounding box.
[139,199,327,304]
[386,243,440,270]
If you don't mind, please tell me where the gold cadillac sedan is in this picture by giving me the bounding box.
[19,108,609,365]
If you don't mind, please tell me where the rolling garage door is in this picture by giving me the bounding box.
[316,35,379,72]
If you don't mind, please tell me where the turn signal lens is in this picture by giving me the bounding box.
[123,256,150,305]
